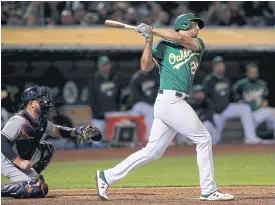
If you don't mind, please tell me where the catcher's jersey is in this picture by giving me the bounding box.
[152,38,205,94]
[233,78,269,111]
[1,115,54,160]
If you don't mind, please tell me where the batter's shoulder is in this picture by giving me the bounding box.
[194,37,206,52]
[195,37,204,42]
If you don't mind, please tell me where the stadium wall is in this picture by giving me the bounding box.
[2,27,275,126]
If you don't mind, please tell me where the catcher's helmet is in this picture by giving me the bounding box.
[174,13,204,31]
[21,85,53,113]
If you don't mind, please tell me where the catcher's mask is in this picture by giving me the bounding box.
[21,85,54,115]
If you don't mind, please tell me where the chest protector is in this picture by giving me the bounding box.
[15,110,48,160]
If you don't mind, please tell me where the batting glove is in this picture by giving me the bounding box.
[136,23,153,42]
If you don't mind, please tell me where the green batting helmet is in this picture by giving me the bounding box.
[174,13,204,31]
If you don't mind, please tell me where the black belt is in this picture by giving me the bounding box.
[158,90,188,100]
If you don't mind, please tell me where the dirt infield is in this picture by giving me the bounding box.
[2,144,275,205]
[2,186,275,205]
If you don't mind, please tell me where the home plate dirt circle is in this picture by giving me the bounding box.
[2,186,275,205]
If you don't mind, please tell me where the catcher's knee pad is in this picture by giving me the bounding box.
[33,141,55,174]
[1,175,48,199]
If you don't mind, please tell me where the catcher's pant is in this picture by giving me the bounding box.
[213,103,258,143]
[131,102,154,140]
[1,144,52,182]
[253,107,275,135]
[104,90,217,195]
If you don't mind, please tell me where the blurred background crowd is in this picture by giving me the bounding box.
[2,1,275,27]
[2,1,275,150]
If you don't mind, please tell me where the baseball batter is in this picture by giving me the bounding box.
[233,63,275,137]
[1,85,102,199]
[96,13,234,201]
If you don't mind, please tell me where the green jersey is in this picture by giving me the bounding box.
[152,38,205,94]
[233,78,269,111]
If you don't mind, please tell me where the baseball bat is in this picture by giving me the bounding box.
[104,20,136,30]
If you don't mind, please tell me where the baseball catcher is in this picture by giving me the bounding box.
[1,85,102,199]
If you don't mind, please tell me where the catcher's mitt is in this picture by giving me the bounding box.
[75,125,103,142]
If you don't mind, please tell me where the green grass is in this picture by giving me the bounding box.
[2,153,275,189]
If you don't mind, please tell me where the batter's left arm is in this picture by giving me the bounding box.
[140,41,155,72]
[151,28,201,52]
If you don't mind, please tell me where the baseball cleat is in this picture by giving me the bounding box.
[95,170,109,201]
[200,190,234,201]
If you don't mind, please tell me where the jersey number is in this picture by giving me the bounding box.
[190,61,199,75]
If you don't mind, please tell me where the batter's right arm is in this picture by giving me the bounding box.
[140,41,155,72]
[151,28,202,52]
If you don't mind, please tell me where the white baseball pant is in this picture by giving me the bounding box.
[176,120,218,145]
[104,90,217,195]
